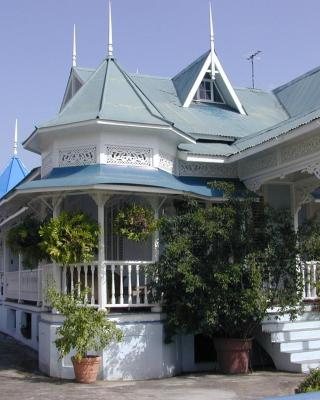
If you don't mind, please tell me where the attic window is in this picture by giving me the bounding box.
[194,73,224,104]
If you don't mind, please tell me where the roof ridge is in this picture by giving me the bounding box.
[98,58,110,116]
[173,50,210,80]
[273,65,320,94]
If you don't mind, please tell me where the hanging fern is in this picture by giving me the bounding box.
[6,216,47,269]
[113,204,157,242]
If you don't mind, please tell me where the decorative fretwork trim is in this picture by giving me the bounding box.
[302,161,320,180]
[59,146,97,167]
[178,160,237,178]
[105,145,153,167]
[159,152,176,174]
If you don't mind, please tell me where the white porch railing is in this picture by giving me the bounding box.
[300,260,320,300]
[5,269,42,304]
[61,261,157,308]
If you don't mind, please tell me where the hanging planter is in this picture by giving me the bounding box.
[113,204,157,242]
[6,216,47,269]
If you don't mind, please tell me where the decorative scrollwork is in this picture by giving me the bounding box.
[302,161,320,180]
[178,160,237,178]
[105,145,152,167]
[59,146,97,167]
[159,152,176,174]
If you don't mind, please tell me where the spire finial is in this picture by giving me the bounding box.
[108,0,113,57]
[72,24,77,67]
[209,2,216,79]
[14,119,18,156]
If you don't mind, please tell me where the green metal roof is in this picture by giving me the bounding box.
[73,67,95,83]
[274,65,320,118]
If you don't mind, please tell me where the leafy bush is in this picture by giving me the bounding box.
[296,369,320,393]
[47,287,123,361]
[6,216,47,269]
[113,203,157,242]
[39,212,99,265]
[149,183,303,342]
[298,218,320,260]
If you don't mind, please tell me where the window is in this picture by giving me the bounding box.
[194,74,224,104]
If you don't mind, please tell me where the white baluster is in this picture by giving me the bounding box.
[84,265,88,301]
[120,264,124,305]
[70,265,74,295]
[111,264,116,304]
[128,264,132,304]
[301,262,306,299]
[91,265,95,305]
[77,266,81,296]
[312,262,317,298]
[62,266,67,294]
[136,264,140,305]
[144,266,148,305]
[306,263,311,299]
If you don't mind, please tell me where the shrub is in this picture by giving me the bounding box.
[296,369,320,393]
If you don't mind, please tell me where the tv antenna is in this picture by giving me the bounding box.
[246,50,261,89]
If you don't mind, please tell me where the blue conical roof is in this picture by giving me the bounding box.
[0,156,28,199]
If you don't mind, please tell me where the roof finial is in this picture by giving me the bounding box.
[72,24,77,67]
[108,0,113,58]
[209,2,216,79]
[13,119,18,156]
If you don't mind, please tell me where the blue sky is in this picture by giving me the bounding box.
[1,0,320,171]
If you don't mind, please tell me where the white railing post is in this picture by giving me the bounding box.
[306,263,311,299]
[120,264,124,304]
[91,265,95,305]
[84,265,88,301]
[128,264,132,304]
[111,264,116,304]
[136,264,140,304]
[18,253,22,303]
[37,266,42,306]
[62,266,67,294]
[91,193,109,309]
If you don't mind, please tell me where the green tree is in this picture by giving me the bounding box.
[150,183,303,342]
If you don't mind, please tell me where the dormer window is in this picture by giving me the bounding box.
[194,73,224,104]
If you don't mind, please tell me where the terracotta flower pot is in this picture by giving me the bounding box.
[72,355,101,383]
[214,338,252,374]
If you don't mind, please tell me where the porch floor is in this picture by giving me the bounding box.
[0,332,307,400]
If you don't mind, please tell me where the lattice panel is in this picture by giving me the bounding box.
[159,152,176,174]
[105,145,152,167]
[59,146,97,167]
[178,160,237,178]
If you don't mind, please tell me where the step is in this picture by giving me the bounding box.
[271,328,320,343]
[288,349,320,363]
[280,338,320,352]
[262,320,320,333]
[296,359,320,373]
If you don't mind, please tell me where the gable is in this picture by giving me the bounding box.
[173,51,246,115]
[60,70,85,111]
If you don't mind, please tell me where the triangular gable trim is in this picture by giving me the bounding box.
[182,51,246,115]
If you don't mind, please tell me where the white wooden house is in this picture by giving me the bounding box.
[1,3,320,379]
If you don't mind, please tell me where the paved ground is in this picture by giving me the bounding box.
[0,332,307,400]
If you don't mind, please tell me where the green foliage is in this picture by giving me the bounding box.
[113,203,157,242]
[6,216,47,269]
[298,218,320,260]
[296,369,320,393]
[149,183,303,342]
[39,212,99,266]
[47,287,123,361]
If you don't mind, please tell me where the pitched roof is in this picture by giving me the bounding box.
[17,164,225,198]
[274,65,320,118]
[39,58,169,129]
[173,51,210,105]
[0,156,28,199]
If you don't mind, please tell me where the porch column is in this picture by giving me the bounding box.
[2,229,7,299]
[91,193,110,308]
[18,253,22,303]
[52,196,63,292]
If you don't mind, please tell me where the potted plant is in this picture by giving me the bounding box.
[150,183,303,374]
[47,287,123,383]
[113,203,157,242]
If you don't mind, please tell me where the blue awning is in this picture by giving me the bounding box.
[17,164,228,198]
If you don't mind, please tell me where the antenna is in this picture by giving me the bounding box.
[246,50,261,89]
